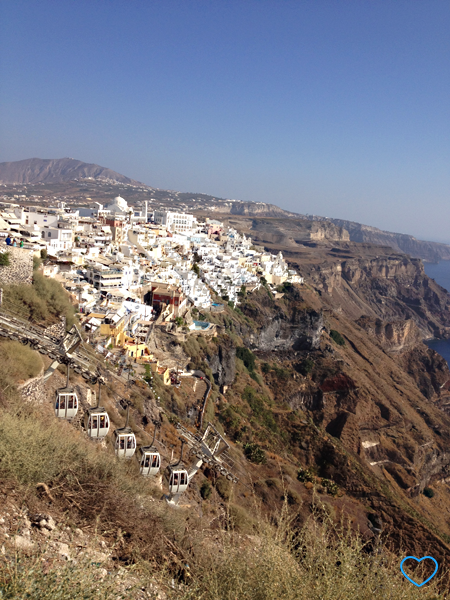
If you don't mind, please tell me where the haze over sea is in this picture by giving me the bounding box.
[424,261,450,367]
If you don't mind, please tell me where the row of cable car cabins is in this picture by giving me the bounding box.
[54,368,188,497]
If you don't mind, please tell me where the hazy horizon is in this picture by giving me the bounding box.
[1,1,449,243]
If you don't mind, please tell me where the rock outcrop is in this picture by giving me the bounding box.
[247,308,324,352]
[356,317,422,352]
[207,342,236,387]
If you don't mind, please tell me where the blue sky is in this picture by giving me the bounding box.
[1,1,449,242]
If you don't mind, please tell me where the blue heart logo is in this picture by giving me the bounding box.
[400,556,438,587]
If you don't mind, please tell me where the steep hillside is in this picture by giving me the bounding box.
[2,256,450,595]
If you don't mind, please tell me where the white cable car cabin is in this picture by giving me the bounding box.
[84,407,110,439]
[164,465,189,495]
[138,446,161,476]
[114,426,136,459]
[55,387,78,420]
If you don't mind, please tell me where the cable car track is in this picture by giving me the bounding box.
[0,305,244,501]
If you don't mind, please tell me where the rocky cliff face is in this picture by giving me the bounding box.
[238,289,324,352]
[301,250,450,338]
[314,218,450,262]
[356,317,422,352]
[246,308,324,352]
[207,342,236,387]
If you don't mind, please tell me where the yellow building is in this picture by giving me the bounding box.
[99,313,129,347]
[124,340,152,361]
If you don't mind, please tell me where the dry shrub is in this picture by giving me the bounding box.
[0,552,119,599]
[0,407,172,564]
[215,476,232,501]
[2,274,75,327]
[170,503,445,600]
[0,341,43,386]
[227,504,255,534]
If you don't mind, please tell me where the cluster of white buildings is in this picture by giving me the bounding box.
[0,195,303,322]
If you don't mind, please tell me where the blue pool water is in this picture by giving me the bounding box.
[192,320,211,330]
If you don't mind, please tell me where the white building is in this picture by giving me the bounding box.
[153,210,196,234]
[41,227,73,252]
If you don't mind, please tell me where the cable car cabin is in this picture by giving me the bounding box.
[137,446,161,476]
[84,407,110,439]
[165,465,189,495]
[113,426,136,459]
[54,387,78,420]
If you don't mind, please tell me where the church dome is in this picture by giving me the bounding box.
[113,195,128,211]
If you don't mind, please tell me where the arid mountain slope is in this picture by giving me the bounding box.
[230,276,450,561]
[0,158,144,186]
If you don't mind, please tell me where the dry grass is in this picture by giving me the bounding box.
[0,552,119,600]
[167,502,446,600]
[0,407,181,564]
[0,341,43,387]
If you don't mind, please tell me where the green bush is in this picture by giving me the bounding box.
[40,248,48,259]
[236,347,256,372]
[32,255,41,270]
[0,252,10,266]
[272,365,291,380]
[330,329,345,346]
[297,466,316,483]
[423,487,435,498]
[298,357,315,376]
[243,386,264,416]
[321,478,339,496]
[243,442,266,464]
[200,480,212,500]
[249,371,261,384]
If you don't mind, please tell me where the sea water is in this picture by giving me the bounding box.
[424,260,450,367]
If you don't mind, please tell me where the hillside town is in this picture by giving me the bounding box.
[0,195,303,381]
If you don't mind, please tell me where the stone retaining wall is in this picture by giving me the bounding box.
[44,316,67,340]
[0,242,34,285]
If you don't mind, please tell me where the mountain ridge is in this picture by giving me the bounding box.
[0,157,145,187]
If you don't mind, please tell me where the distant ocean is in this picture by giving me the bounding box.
[424,261,450,367]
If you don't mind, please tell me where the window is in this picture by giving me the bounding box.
[48,232,51,238]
